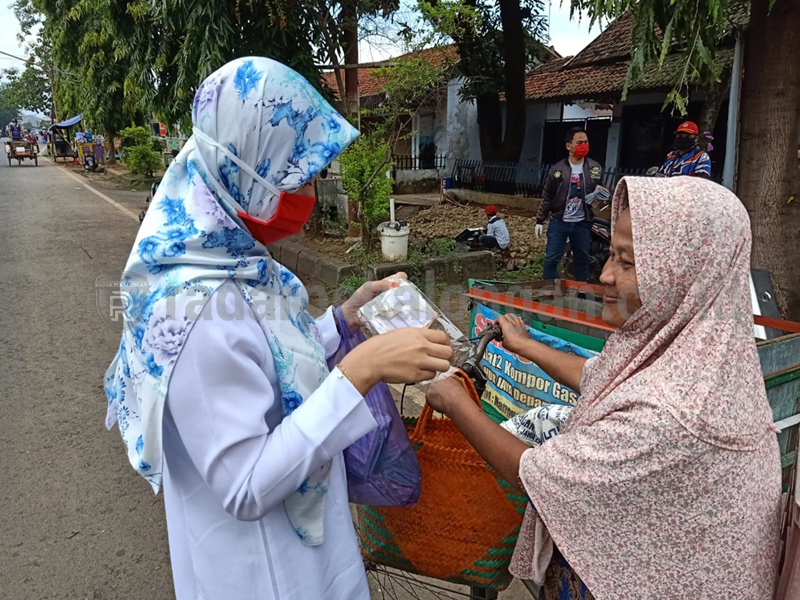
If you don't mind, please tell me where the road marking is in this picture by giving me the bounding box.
[46,158,140,222]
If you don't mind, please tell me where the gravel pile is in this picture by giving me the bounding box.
[407,203,547,270]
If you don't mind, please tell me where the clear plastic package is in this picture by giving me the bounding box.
[358,278,471,381]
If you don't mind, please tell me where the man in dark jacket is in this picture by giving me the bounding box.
[535,127,603,282]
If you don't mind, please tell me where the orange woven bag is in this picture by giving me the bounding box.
[356,370,527,590]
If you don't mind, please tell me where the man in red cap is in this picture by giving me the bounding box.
[480,205,510,250]
[658,121,712,178]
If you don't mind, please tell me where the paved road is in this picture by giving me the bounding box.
[0,155,531,600]
[0,156,172,599]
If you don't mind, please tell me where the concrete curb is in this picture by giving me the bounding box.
[268,238,495,287]
[365,251,495,285]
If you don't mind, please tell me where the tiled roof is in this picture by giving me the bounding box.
[524,61,631,101]
[523,10,736,102]
[322,45,458,99]
[566,12,634,67]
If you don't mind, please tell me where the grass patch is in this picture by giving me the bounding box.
[501,253,545,282]
[430,238,457,257]
[337,274,365,297]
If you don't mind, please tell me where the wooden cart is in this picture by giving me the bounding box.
[5,139,39,166]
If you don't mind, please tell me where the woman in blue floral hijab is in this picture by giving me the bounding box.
[104,57,452,600]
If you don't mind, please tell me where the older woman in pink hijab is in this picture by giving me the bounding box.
[427,176,782,599]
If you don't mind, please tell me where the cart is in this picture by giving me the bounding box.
[5,139,39,166]
[49,113,83,162]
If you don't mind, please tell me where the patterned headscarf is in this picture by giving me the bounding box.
[511,177,782,597]
[104,57,359,546]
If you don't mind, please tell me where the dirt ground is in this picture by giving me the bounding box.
[302,199,546,274]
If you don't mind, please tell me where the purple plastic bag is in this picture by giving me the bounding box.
[328,306,421,507]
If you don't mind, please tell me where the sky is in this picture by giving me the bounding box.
[0,0,603,76]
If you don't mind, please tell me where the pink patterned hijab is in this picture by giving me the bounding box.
[512,177,782,598]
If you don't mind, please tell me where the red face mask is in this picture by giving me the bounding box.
[573,142,590,160]
[237,191,317,246]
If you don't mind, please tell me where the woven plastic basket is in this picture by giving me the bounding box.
[356,371,527,590]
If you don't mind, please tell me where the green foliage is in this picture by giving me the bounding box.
[119,125,150,147]
[502,253,545,281]
[0,83,21,127]
[431,238,457,256]
[340,132,394,242]
[16,0,143,138]
[150,137,166,153]
[417,0,549,101]
[124,144,162,177]
[338,275,365,297]
[2,65,52,115]
[111,0,341,129]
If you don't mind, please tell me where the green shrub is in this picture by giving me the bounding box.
[119,125,151,148]
[431,238,457,257]
[150,138,166,153]
[125,144,162,176]
[340,133,394,244]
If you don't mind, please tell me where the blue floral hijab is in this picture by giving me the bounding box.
[104,57,359,545]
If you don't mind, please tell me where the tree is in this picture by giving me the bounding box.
[340,54,448,244]
[114,0,337,130]
[16,0,144,164]
[419,0,549,161]
[0,83,22,127]
[571,0,800,319]
[3,65,52,116]
[9,1,60,120]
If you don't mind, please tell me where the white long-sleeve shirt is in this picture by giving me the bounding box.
[163,280,377,600]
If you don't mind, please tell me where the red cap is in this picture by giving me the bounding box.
[485,205,497,215]
[675,121,699,135]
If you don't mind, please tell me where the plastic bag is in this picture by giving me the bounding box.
[329,306,421,507]
[357,278,472,383]
[500,404,573,447]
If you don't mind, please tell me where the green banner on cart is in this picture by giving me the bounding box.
[471,303,598,421]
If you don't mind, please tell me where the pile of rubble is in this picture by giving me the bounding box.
[407,202,547,270]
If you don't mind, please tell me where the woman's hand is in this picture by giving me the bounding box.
[338,327,453,395]
[425,375,475,417]
[495,313,530,355]
[341,273,407,331]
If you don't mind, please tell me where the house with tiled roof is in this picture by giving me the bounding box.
[514,11,736,176]
[321,44,563,193]
[321,45,459,193]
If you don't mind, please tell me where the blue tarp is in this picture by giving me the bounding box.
[51,114,83,128]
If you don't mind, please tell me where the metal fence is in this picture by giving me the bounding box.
[393,154,447,171]
[451,159,654,197]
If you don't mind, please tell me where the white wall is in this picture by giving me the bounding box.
[445,78,481,171]
[519,102,559,165]
[562,101,613,120]
[604,104,624,170]
[433,107,447,157]
[562,103,594,120]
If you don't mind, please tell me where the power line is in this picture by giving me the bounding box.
[0,49,32,63]
[0,48,78,80]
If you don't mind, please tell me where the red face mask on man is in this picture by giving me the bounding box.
[572,141,590,160]
[193,129,317,246]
